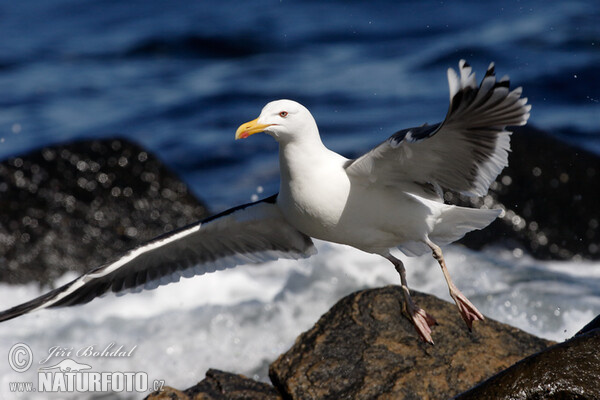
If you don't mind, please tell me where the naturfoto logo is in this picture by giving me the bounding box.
[7,343,164,395]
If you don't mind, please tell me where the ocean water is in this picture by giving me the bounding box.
[0,0,599,398]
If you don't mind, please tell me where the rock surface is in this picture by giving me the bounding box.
[269,286,552,399]
[457,125,600,261]
[577,313,600,335]
[145,369,281,400]
[454,329,600,400]
[0,138,207,285]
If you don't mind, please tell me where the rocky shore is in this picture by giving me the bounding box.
[146,287,599,399]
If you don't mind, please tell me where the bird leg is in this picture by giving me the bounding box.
[386,254,437,344]
[426,239,484,330]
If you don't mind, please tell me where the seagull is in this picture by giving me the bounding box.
[0,60,529,343]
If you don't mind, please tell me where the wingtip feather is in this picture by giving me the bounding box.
[447,68,460,99]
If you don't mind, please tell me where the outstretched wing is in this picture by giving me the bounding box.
[0,194,315,322]
[345,60,531,196]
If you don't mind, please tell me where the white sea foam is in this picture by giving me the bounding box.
[1,241,599,399]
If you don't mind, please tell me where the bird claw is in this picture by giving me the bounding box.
[407,304,437,344]
[451,290,484,331]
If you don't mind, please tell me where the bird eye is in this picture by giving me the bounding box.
[279,111,288,118]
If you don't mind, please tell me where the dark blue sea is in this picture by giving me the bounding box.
[0,1,599,398]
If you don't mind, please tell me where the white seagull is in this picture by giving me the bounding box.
[0,60,530,343]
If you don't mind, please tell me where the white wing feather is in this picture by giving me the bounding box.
[346,60,531,196]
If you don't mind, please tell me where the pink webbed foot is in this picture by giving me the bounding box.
[408,305,438,344]
[450,286,484,330]
[426,239,485,332]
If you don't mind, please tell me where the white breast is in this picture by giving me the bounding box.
[277,142,351,239]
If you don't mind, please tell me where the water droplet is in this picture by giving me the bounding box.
[512,248,523,258]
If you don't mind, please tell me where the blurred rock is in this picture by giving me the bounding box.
[269,286,552,399]
[0,138,207,286]
[145,369,281,400]
[457,125,600,260]
[454,329,600,400]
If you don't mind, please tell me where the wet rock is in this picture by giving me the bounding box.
[457,125,600,261]
[145,369,281,400]
[269,286,552,400]
[146,386,189,400]
[576,314,600,336]
[0,138,207,286]
[454,329,600,400]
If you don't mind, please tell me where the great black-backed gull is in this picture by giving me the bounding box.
[0,60,530,343]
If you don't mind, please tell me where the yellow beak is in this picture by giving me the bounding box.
[235,118,272,140]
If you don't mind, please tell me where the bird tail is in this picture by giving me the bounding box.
[396,205,500,257]
[429,205,501,246]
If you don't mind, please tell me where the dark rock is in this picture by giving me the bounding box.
[0,138,207,286]
[269,286,552,400]
[457,125,600,261]
[576,314,600,336]
[454,329,600,400]
[145,386,189,400]
[145,369,282,400]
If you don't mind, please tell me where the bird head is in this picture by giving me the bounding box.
[235,99,318,143]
